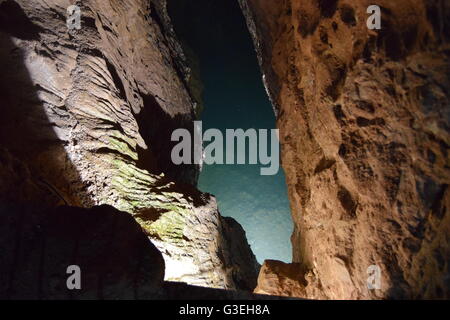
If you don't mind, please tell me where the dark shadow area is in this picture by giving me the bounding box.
[0,2,87,207]
[0,201,284,300]
[133,93,200,185]
[0,0,43,40]
[0,204,165,299]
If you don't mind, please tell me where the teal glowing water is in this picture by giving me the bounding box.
[169,0,293,263]
[199,164,292,263]
[197,60,293,263]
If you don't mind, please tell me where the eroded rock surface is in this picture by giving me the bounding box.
[254,260,326,299]
[0,0,257,291]
[240,0,450,299]
[146,189,259,290]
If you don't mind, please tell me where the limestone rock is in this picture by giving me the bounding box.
[254,260,325,299]
[240,0,450,299]
[220,217,261,291]
[0,0,257,291]
[145,189,259,290]
[254,260,306,297]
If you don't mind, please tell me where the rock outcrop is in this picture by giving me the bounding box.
[0,0,258,291]
[147,189,259,290]
[240,0,450,299]
[254,260,326,299]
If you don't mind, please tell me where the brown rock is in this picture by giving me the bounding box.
[254,260,326,299]
[255,260,307,297]
[240,0,450,299]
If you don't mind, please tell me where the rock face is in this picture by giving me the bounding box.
[0,0,258,291]
[147,190,259,290]
[254,260,326,299]
[240,0,450,299]
[255,260,305,298]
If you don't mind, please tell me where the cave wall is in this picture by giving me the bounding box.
[0,0,258,291]
[240,0,450,299]
[0,203,269,299]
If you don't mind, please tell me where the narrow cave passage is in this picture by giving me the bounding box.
[168,0,293,263]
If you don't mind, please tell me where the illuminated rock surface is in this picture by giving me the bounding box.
[254,260,326,299]
[0,0,258,291]
[240,0,450,299]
